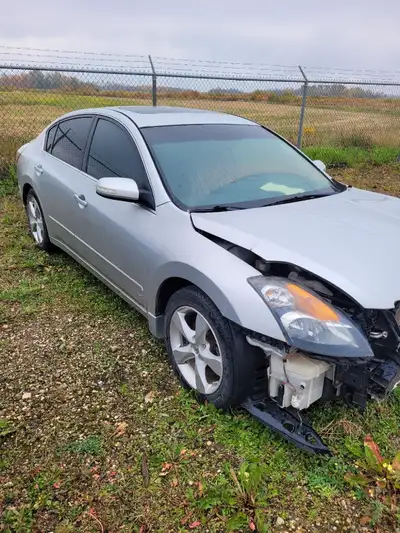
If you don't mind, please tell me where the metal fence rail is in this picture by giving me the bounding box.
[1,49,399,173]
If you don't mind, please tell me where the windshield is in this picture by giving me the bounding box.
[141,124,340,210]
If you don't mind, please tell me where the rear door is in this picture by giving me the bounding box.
[60,116,157,308]
[38,115,94,248]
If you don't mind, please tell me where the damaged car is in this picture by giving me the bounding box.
[17,106,400,453]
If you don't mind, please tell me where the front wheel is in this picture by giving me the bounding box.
[164,286,259,408]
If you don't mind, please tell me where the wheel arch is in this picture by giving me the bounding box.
[155,277,193,317]
[148,263,247,341]
[22,182,33,205]
[149,268,240,339]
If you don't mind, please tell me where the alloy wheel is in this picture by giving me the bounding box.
[169,306,223,394]
[27,196,44,245]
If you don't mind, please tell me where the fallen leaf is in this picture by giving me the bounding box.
[189,521,201,529]
[364,435,383,464]
[359,516,371,525]
[171,478,178,487]
[159,464,172,477]
[87,508,105,533]
[249,519,256,531]
[180,512,193,525]
[180,449,187,456]
[195,481,203,496]
[138,525,147,533]
[141,454,149,488]
[392,451,400,472]
[114,421,128,438]
[144,391,156,404]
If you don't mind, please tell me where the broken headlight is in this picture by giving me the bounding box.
[248,276,373,358]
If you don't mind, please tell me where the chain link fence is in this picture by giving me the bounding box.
[1,50,399,174]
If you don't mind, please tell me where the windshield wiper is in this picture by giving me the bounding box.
[190,193,332,212]
[265,192,331,207]
[190,204,248,213]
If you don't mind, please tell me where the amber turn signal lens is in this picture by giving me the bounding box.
[287,283,339,322]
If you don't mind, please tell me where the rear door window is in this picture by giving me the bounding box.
[51,117,93,169]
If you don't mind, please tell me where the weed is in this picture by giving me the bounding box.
[0,419,17,438]
[345,435,400,522]
[306,470,340,498]
[119,383,130,396]
[62,436,103,456]
[0,167,18,195]
[2,506,34,531]
[192,462,272,532]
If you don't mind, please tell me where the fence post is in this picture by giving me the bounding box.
[297,66,308,149]
[148,55,157,106]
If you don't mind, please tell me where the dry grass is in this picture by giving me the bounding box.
[0,90,399,166]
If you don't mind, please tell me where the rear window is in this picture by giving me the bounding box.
[45,125,57,152]
[50,117,92,169]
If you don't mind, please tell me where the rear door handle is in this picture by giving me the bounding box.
[34,164,43,175]
[73,193,88,209]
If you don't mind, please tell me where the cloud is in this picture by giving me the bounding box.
[1,0,399,73]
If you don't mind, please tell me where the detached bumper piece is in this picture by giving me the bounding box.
[242,397,330,455]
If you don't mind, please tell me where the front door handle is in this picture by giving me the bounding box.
[34,164,43,175]
[74,193,88,209]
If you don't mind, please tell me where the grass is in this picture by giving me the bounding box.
[1,165,400,532]
[304,146,399,167]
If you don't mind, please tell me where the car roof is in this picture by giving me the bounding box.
[115,106,256,127]
[62,106,256,128]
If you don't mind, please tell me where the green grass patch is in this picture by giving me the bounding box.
[62,436,104,456]
[304,145,399,167]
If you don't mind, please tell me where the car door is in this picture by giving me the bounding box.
[37,115,94,249]
[63,116,157,309]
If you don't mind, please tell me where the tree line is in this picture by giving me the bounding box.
[0,70,388,99]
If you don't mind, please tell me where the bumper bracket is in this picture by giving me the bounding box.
[242,397,331,455]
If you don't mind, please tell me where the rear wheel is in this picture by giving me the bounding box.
[165,286,259,408]
[25,190,52,251]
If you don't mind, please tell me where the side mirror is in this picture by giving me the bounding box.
[313,160,327,172]
[96,177,139,202]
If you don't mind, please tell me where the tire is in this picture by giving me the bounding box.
[164,285,260,408]
[25,189,52,251]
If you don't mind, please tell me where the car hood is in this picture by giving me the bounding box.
[191,187,400,309]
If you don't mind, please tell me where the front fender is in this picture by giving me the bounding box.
[148,258,285,342]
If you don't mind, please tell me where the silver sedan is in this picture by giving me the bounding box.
[17,106,400,451]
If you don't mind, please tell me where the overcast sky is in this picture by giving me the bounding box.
[1,0,399,74]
